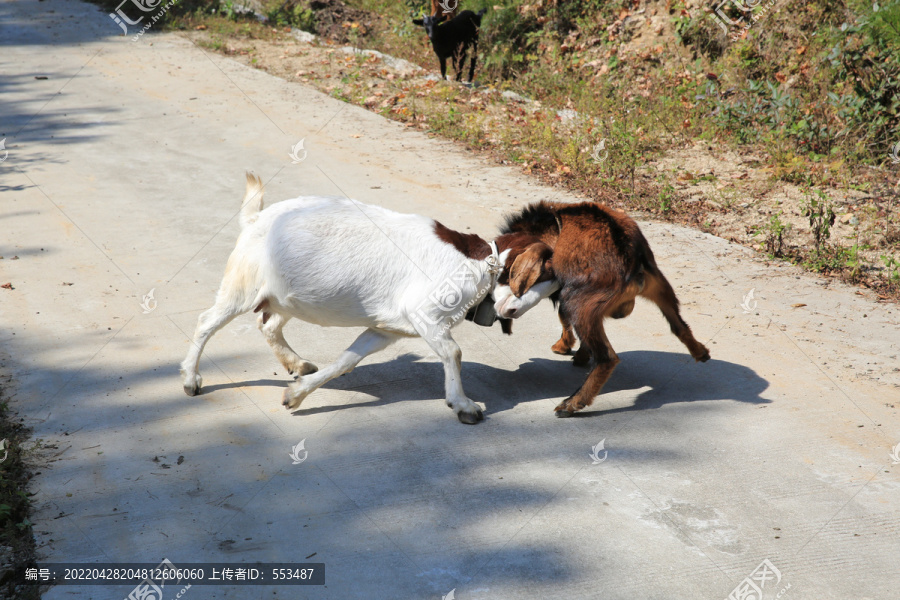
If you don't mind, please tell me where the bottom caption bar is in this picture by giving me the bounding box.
[20,561,325,586]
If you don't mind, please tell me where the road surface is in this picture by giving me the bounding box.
[1,0,899,598]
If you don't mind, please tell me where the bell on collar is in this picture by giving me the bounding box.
[465,297,498,327]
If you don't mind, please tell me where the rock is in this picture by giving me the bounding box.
[292,29,317,44]
[337,47,422,75]
[501,90,531,103]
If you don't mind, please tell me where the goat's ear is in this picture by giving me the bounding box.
[412,18,424,25]
[509,242,554,297]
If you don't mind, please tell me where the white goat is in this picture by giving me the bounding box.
[180,174,556,424]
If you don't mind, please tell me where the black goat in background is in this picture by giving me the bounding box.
[413,8,486,83]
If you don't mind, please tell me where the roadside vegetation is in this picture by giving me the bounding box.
[0,380,39,599]
[95,0,900,298]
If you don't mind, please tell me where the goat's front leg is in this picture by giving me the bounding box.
[555,318,618,417]
[423,333,483,424]
[257,312,318,378]
[439,55,448,80]
[180,298,244,396]
[282,328,397,410]
[454,45,468,82]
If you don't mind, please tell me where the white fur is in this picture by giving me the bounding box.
[493,279,560,319]
[180,176,521,423]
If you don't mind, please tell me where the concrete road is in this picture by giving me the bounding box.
[2,0,899,598]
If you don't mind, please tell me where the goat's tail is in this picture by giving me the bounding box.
[239,172,265,229]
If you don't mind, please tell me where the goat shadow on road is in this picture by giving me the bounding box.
[204,350,770,420]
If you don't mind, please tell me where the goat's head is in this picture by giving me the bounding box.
[411,14,448,38]
[474,235,559,319]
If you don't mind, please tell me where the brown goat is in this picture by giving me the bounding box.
[431,0,459,18]
[500,201,711,417]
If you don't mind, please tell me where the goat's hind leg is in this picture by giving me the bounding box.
[283,328,397,410]
[551,310,591,367]
[467,40,478,82]
[257,312,318,378]
[642,271,710,362]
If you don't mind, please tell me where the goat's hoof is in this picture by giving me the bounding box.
[457,409,483,424]
[282,384,311,409]
[287,360,318,379]
[550,342,572,356]
[289,361,318,377]
[693,346,711,363]
[183,374,202,396]
[282,390,300,409]
[554,398,580,417]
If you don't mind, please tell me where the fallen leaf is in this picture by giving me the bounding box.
[775,72,787,83]
[791,303,807,308]
[796,45,806,55]
[1,283,13,290]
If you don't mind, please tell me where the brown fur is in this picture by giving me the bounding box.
[434,221,491,259]
[501,201,711,416]
[509,242,554,297]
